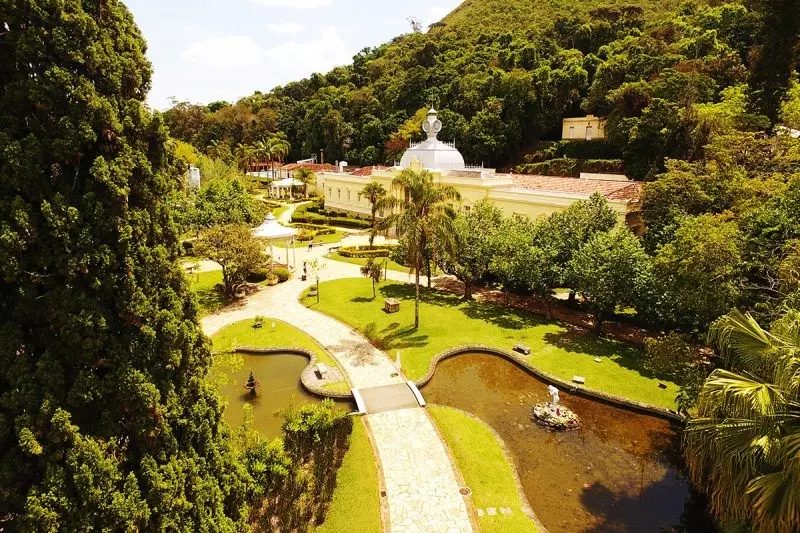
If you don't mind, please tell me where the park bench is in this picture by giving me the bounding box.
[513,344,531,355]
[572,375,586,384]
[329,245,341,252]
[316,363,329,379]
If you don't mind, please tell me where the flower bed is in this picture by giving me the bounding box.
[337,245,396,258]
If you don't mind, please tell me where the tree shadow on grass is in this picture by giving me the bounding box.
[542,329,676,383]
[350,296,374,303]
[362,321,429,352]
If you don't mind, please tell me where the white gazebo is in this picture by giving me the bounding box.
[269,177,304,199]
[253,213,298,267]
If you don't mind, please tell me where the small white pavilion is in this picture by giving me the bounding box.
[253,213,297,266]
[269,177,304,199]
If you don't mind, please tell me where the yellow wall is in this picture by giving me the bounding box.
[562,116,606,140]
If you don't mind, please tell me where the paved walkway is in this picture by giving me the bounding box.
[368,408,473,532]
[199,210,472,532]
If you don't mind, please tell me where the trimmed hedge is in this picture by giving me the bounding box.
[338,245,396,258]
[522,140,622,163]
[291,223,336,236]
[515,158,624,177]
[246,268,269,283]
[273,267,291,282]
[292,212,371,229]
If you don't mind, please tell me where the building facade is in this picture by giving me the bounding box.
[316,109,641,231]
[561,115,606,141]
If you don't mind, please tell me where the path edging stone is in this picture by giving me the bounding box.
[233,346,353,399]
[416,345,685,422]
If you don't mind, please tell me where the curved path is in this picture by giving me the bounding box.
[200,221,473,532]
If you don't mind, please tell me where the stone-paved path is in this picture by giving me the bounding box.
[199,210,473,531]
[368,408,473,533]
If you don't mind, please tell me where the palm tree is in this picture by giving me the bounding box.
[684,308,800,532]
[382,168,460,329]
[295,167,316,198]
[252,139,273,177]
[360,181,387,247]
[268,133,291,177]
[233,143,255,173]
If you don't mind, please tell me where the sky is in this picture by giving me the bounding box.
[125,0,464,110]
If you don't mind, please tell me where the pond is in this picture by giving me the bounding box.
[422,352,714,533]
[220,352,351,438]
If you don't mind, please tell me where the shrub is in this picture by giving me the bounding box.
[181,240,194,255]
[291,223,335,235]
[253,316,265,328]
[273,267,291,282]
[245,267,269,283]
[514,158,624,177]
[338,245,396,258]
[295,230,314,242]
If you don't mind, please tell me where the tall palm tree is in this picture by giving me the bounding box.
[295,167,316,198]
[360,181,387,247]
[268,133,291,177]
[382,169,460,329]
[684,308,800,532]
[233,143,255,173]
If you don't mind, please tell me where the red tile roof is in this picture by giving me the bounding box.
[280,163,337,172]
[348,165,390,176]
[510,175,642,201]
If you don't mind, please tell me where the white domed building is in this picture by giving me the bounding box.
[311,108,643,232]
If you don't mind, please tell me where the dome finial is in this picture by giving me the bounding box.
[422,108,442,139]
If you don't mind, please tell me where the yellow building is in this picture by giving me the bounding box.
[317,109,641,231]
[561,115,606,141]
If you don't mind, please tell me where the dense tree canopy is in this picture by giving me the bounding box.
[0,1,247,529]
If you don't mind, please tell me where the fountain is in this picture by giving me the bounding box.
[244,370,262,395]
[532,384,579,430]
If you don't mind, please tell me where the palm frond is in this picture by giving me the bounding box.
[697,369,784,419]
[709,310,774,375]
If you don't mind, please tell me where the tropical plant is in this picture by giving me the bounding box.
[234,142,256,172]
[382,169,460,328]
[360,259,383,298]
[295,167,317,198]
[684,309,800,532]
[360,181,388,247]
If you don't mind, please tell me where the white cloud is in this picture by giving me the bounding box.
[181,35,263,69]
[267,22,305,34]
[428,6,449,21]
[263,26,350,80]
[250,0,331,8]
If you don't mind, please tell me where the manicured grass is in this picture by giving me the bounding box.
[293,230,345,248]
[210,318,350,394]
[325,252,411,274]
[302,279,680,409]
[271,204,289,220]
[315,419,381,533]
[430,406,542,533]
[187,269,228,317]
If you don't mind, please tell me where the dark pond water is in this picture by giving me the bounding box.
[220,352,350,439]
[422,352,714,533]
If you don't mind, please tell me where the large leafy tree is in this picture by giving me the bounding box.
[439,199,503,299]
[383,168,460,328]
[569,227,651,334]
[195,224,267,300]
[0,2,247,529]
[684,309,800,532]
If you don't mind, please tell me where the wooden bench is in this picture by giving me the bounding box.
[572,375,585,384]
[329,245,341,252]
[316,363,329,379]
[513,344,531,355]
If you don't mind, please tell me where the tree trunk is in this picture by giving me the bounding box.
[369,209,376,247]
[544,297,552,320]
[372,278,376,299]
[463,280,472,300]
[414,258,421,329]
[568,290,576,303]
[594,312,603,336]
[426,259,432,289]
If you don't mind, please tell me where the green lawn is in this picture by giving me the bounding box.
[430,406,542,533]
[210,318,350,394]
[325,252,411,274]
[302,279,680,409]
[315,419,381,533]
[187,270,228,317]
[293,230,345,248]
[271,204,289,220]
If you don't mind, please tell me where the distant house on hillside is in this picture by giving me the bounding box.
[562,115,606,141]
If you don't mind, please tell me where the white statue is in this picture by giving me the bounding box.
[548,385,560,414]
